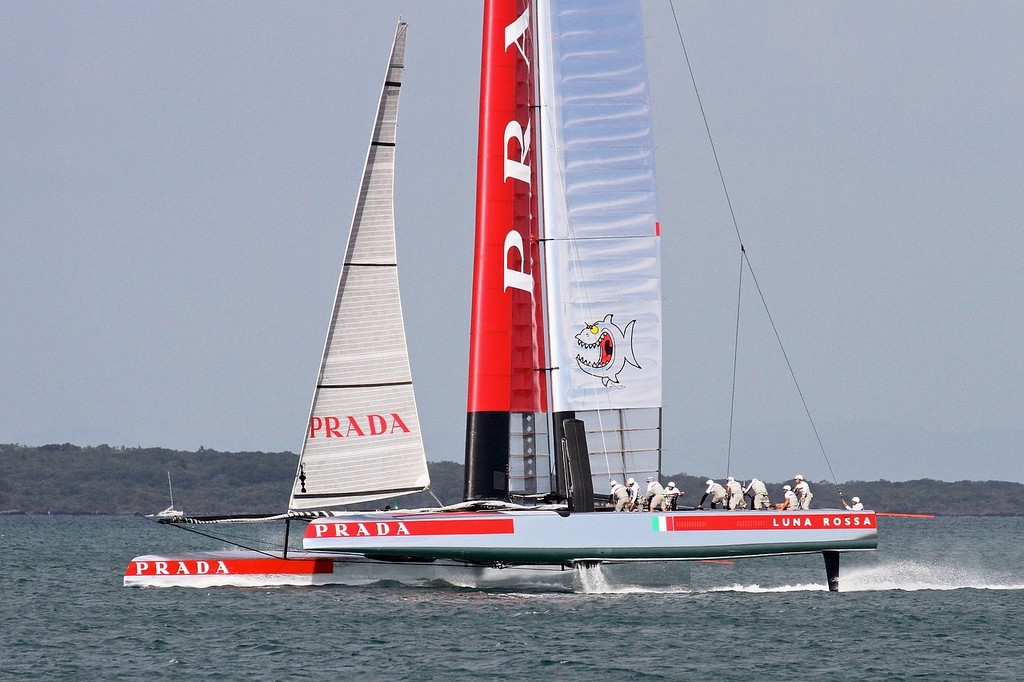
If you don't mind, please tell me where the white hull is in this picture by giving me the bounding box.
[123,549,704,590]
[124,549,576,589]
[149,507,184,519]
[303,509,877,563]
[124,511,873,589]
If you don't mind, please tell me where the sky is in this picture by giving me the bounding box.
[2,2,1022,484]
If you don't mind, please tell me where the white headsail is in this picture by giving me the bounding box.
[289,23,429,510]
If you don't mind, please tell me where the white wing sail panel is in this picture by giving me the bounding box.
[290,23,430,510]
[537,0,662,413]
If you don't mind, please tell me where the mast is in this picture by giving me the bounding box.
[465,0,546,501]
[466,0,663,502]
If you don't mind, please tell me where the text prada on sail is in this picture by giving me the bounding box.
[307,413,410,438]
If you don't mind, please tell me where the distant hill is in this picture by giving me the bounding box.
[0,443,466,515]
[1,443,1021,516]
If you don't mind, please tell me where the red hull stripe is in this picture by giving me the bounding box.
[400,518,514,535]
[306,517,515,540]
[662,513,875,532]
[126,557,334,577]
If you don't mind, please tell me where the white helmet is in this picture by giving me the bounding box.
[626,478,635,485]
[706,479,714,486]
[610,480,618,487]
[783,484,792,491]
[852,497,860,503]
[795,474,804,481]
[646,476,655,482]
[727,476,734,482]
[667,482,676,488]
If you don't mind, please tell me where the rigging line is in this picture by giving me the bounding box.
[740,248,840,489]
[667,0,744,248]
[668,0,842,492]
[726,247,745,479]
[164,519,287,558]
[426,487,444,508]
[155,519,287,545]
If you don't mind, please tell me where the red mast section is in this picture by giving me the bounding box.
[464,0,546,500]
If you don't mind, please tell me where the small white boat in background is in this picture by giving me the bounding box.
[150,472,183,519]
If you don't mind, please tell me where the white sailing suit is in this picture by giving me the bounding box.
[744,478,770,509]
[626,481,641,511]
[844,500,864,511]
[661,484,683,511]
[726,479,743,510]
[702,482,727,509]
[794,480,813,509]
[610,482,629,512]
[646,480,665,512]
[783,489,799,510]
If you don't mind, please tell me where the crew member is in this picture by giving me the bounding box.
[793,475,813,510]
[780,484,799,510]
[725,476,743,510]
[610,480,629,512]
[662,482,684,511]
[697,479,727,509]
[743,477,770,510]
[843,496,864,511]
[626,478,641,511]
[646,477,665,512]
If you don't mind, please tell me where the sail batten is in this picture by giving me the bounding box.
[289,22,429,511]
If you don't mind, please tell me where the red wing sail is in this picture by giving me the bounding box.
[465,0,548,500]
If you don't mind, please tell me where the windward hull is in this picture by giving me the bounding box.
[123,550,576,589]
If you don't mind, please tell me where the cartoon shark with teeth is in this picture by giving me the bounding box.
[574,313,640,387]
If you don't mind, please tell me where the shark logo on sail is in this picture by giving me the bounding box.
[575,314,640,387]
[308,414,410,439]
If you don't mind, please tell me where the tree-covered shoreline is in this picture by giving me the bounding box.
[1,443,1020,516]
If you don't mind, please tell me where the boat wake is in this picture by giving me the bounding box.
[705,582,828,594]
[839,559,1024,592]
[698,560,1024,594]
[575,562,693,594]
[573,558,1024,595]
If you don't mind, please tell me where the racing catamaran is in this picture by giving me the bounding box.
[126,2,876,590]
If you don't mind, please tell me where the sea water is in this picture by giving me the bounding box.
[1,515,1021,679]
